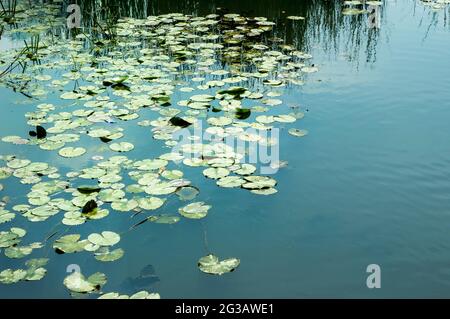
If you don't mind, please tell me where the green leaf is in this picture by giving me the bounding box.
[198,254,240,275]
[88,231,120,247]
[179,202,211,219]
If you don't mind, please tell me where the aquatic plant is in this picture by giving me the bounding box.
[0,6,321,297]
[0,0,18,24]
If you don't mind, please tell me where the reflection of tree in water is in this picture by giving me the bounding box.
[415,0,450,43]
[70,0,385,65]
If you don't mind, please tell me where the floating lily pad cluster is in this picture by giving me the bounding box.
[0,257,48,284]
[0,8,319,297]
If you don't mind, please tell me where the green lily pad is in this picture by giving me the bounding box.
[88,231,120,247]
[7,159,31,169]
[234,164,256,176]
[0,228,26,248]
[242,176,277,189]
[53,234,88,254]
[175,186,199,201]
[98,291,160,299]
[161,170,183,180]
[203,167,229,179]
[198,254,240,275]
[0,167,12,179]
[251,188,278,195]
[288,128,308,137]
[110,142,134,152]
[58,147,86,158]
[179,202,211,219]
[138,197,165,210]
[0,209,15,224]
[5,242,42,259]
[64,271,107,293]
[217,176,245,188]
[148,215,180,224]
[0,269,27,284]
[111,199,139,212]
[94,247,124,262]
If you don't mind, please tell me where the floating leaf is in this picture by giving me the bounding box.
[242,176,277,189]
[0,269,27,284]
[175,186,199,201]
[111,199,139,212]
[179,202,211,219]
[251,188,278,195]
[0,209,15,224]
[138,197,165,210]
[234,164,256,176]
[7,159,31,169]
[217,176,245,188]
[88,231,120,247]
[53,234,88,254]
[147,215,180,224]
[288,128,308,137]
[64,271,107,293]
[98,291,160,299]
[110,142,134,152]
[203,167,229,179]
[58,147,86,158]
[198,254,240,275]
[0,228,26,248]
[94,247,124,262]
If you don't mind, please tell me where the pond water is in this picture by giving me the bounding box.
[0,0,450,298]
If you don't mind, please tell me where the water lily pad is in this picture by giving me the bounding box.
[207,116,233,126]
[148,215,180,224]
[144,182,177,195]
[179,202,211,219]
[175,186,199,201]
[138,197,165,210]
[251,188,278,195]
[99,291,160,299]
[0,168,12,179]
[0,228,26,248]
[88,231,120,247]
[234,164,256,176]
[94,247,124,262]
[110,142,134,152]
[7,159,31,169]
[5,243,42,259]
[217,176,245,188]
[203,167,229,179]
[58,147,86,158]
[198,254,240,275]
[0,269,27,284]
[161,170,183,180]
[111,199,139,212]
[288,128,308,137]
[242,176,277,189]
[0,209,15,224]
[53,234,88,254]
[64,271,107,293]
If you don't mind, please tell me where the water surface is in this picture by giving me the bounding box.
[1,0,450,298]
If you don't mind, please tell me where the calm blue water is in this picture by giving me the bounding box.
[1,0,450,298]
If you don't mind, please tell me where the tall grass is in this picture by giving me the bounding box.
[0,0,18,24]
